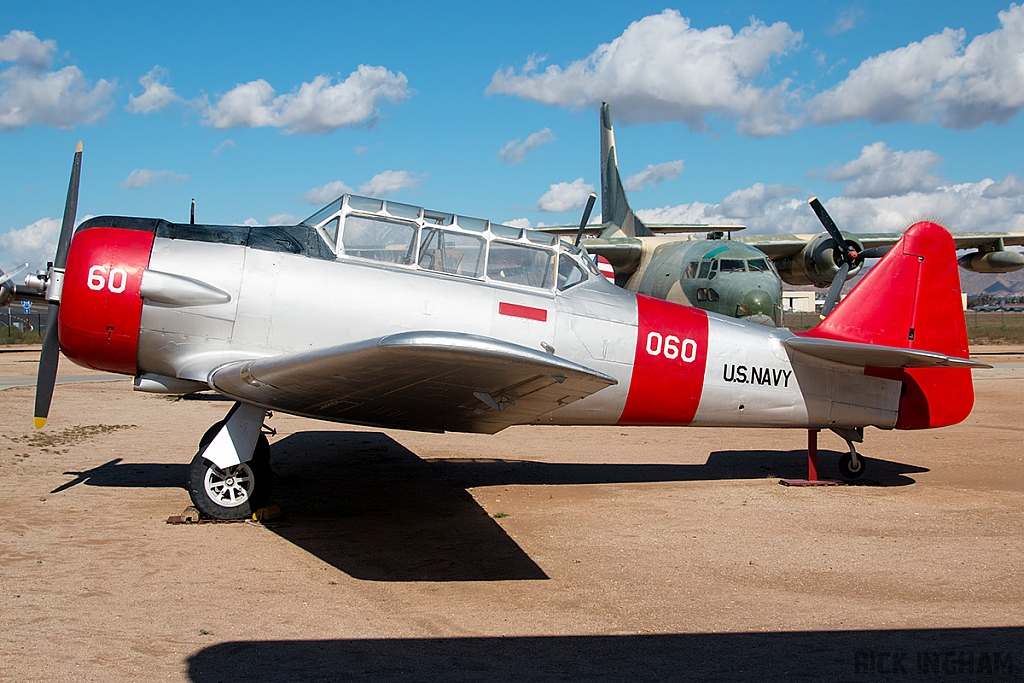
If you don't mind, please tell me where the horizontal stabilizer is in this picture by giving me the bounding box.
[785,337,989,369]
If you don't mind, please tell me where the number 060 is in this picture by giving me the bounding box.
[645,331,697,362]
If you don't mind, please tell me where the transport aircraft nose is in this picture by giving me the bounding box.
[739,289,777,324]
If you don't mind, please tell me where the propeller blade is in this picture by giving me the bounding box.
[574,193,598,247]
[54,141,83,270]
[820,261,850,317]
[0,262,29,286]
[808,196,850,252]
[33,305,60,429]
[858,245,892,259]
[34,141,82,429]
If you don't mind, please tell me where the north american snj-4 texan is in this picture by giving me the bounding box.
[1,143,989,519]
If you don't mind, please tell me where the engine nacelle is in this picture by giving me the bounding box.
[957,250,1024,273]
[773,233,864,287]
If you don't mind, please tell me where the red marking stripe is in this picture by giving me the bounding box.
[499,302,548,322]
[618,295,709,426]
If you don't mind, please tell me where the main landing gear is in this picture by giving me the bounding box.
[780,427,867,486]
[186,403,273,520]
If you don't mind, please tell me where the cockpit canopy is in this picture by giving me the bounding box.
[301,195,599,292]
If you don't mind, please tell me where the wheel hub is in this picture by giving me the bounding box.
[203,463,254,508]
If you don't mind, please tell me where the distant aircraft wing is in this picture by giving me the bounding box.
[741,231,1024,261]
[785,337,989,369]
[208,331,617,434]
[536,222,746,238]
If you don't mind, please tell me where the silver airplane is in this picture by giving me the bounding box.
[17,144,985,519]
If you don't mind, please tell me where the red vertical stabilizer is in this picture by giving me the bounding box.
[800,221,973,429]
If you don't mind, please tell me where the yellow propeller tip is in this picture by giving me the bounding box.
[76,141,82,153]
[808,196,818,204]
[34,417,47,430]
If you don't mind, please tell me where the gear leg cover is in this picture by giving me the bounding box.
[201,403,266,468]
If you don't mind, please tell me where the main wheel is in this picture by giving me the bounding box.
[838,451,866,480]
[187,434,272,520]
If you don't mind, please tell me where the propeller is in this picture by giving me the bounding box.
[34,141,82,429]
[808,196,864,317]
[0,263,29,287]
[573,192,598,247]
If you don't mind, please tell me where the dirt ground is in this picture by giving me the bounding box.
[1,346,1022,682]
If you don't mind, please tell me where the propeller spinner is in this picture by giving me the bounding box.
[34,141,82,429]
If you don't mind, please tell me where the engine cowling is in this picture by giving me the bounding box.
[957,250,1024,273]
[773,233,865,287]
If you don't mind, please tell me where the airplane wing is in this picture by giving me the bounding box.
[208,331,617,434]
[740,231,1024,260]
[785,337,989,369]
[536,222,746,238]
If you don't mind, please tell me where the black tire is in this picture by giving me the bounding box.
[187,434,272,520]
[198,421,224,450]
[838,451,866,480]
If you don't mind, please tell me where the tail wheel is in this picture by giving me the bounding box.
[838,451,866,480]
[187,433,272,520]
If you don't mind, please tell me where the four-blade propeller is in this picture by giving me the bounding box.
[34,141,82,429]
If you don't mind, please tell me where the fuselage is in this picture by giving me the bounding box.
[59,196,906,434]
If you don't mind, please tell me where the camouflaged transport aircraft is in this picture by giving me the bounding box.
[541,103,1024,326]
[9,144,987,519]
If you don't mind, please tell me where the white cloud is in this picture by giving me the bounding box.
[636,174,1024,237]
[267,213,298,226]
[0,217,58,272]
[242,218,260,227]
[504,218,533,228]
[488,10,801,137]
[623,160,684,191]
[808,5,1024,129]
[354,145,369,155]
[0,30,56,70]
[201,65,409,135]
[0,65,115,131]
[827,7,864,36]
[0,30,115,130]
[358,170,424,196]
[126,66,181,114]
[303,180,355,205]
[213,139,235,155]
[535,178,594,212]
[119,169,189,189]
[0,214,94,272]
[497,127,555,164]
[824,142,944,198]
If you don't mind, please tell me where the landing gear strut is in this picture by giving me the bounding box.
[838,441,866,480]
[186,403,273,520]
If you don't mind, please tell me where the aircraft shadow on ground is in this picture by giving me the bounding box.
[53,431,928,582]
[186,627,1022,683]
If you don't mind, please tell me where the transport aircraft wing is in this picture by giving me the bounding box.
[208,331,617,435]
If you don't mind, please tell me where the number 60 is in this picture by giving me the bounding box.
[87,265,128,294]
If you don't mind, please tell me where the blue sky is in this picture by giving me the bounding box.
[3,0,1024,271]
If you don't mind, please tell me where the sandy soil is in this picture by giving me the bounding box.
[0,348,1021,681]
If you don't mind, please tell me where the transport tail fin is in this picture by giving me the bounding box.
[600,102,651,238]
[802,221,974,429]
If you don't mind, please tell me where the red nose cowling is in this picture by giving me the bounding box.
[59,227,155,375]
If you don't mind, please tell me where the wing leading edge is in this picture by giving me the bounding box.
[208,331,617,434]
